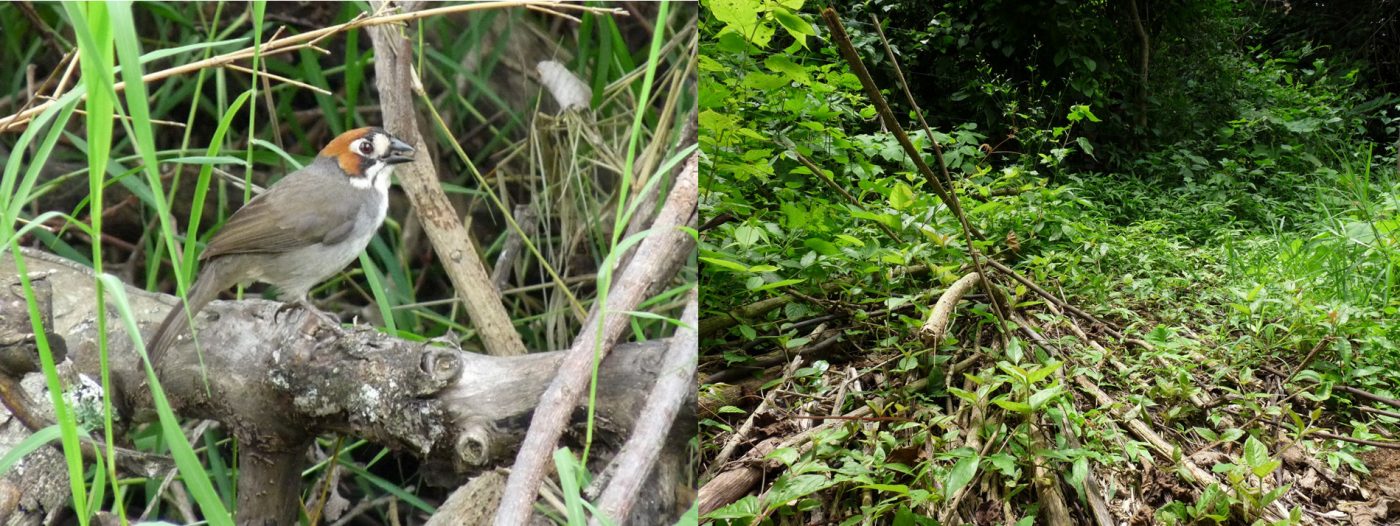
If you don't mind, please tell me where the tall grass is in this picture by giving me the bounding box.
[0,1,696,522]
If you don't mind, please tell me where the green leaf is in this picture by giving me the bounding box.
[948,387,978,403]
[992,398,1032,413]
[944,453,979,497]
[1075,136,1096,159]
[780,202,808,228]
[1067,104,1101,123]
[889,182,915,210]
[834,234,864,247]
[1028,384,1063,411]
[707,0,760,29]
[804,238,839,256]
[771,7,813,48]
[734,224,768,247]
[742,72,789,90]
[707,496,760,519]
[1005,336,1024,363]
[984,453,1017,476]
[700,256,750,272]
[859,483,909,495]
[764,54,810,84]
[763,474,834,510]
[708,0,774,46]
[1025,361,1063,383]
[753,278,806,292]
[1243,435,1278,477]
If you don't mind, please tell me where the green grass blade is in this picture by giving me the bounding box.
[99,274,233,525]
[358,252,399,334]
[0,425,63,476]
[181,89,253,280]
[7,243,89,525]
[108,2,233,523]
[335,460,437,513]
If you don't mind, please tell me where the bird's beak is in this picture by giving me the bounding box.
[384,137,415,165]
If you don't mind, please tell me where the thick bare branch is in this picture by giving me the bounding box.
[0,248,689,524]
[496,154,697,524]
[368,3,527,357]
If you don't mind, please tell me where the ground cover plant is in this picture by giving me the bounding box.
[0,1,698,524]
[698,0,1400,523]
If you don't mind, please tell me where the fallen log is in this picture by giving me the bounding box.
[0,247,692,525]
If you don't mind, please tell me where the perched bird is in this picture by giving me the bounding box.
[146,127,415,363]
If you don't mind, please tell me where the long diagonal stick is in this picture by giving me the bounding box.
[819,8,1009,337]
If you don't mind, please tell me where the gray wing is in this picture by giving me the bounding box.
[200,168,359,260]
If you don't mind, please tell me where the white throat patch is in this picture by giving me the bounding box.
[350,162,395,193]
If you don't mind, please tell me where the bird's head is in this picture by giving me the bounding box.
[319,127,415,185]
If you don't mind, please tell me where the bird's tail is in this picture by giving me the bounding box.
[145,258,231,366]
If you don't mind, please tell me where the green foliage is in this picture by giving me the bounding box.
[701,0,1400,522]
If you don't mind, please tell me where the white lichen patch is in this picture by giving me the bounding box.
[357,384,382,422]
[294,387,338,417]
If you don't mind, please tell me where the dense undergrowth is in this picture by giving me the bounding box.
[700,0,1399,523]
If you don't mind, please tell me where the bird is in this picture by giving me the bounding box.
[146,127,415,364]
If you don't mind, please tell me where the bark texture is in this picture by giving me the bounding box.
[0,248,691,524]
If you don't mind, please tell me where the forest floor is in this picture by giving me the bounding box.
[699,166,1400,525]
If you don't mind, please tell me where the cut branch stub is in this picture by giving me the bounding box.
[918,272,982,349]
[1,247,695,523]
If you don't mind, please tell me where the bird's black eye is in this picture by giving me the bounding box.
[358,140,374,155]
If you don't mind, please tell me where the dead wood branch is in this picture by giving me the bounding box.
[1030,423,1074,526]
[918,272,981,348]
[496,153,697,524]
[0,248,690,525]
[590,290,698,525]
[704,355,803,482]
[698,378,930,514]
[369,3,526,357]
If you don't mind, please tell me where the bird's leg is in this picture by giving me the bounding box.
[274,296,341,326]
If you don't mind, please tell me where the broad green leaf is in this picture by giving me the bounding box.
[764,54,809,84]
[992,398,1031,413]
[944,454,979,498]
[771,7,813,48]
[734,224,768,247]
[763,474,834,510]
[804,238,839,256]
[780,202,808,228]
[834,234,864,247]
[889,182,915,210]
[1029,384,1064,411]
[1026,361,1063,383]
